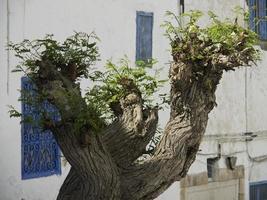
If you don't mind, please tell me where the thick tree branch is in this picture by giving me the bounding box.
[120,105,209,200]
[34,61,122,199]
[119,58,236,199]
[57,167,81,200]
[52,124,121,199]
[103,92,158,168]
[10,17,259,200]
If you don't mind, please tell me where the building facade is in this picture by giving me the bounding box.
[0,0,266,200]
[174,1,267,200]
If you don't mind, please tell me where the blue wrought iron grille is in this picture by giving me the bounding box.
[249,0,267,40]
[250,181,267,200]
[136,11,153,61]
[21,77,61,179]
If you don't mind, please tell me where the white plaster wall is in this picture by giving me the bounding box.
[184,179,239,200]
[1,1,267,200]
[247,51,267,131]
[184,1,267,200]
[0,0,180,200]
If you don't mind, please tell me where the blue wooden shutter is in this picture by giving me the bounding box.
[258,0,267,40]
[21,77,61,179]
[136,11,153,61]
[250,181,267,200]
[249,0,256,32]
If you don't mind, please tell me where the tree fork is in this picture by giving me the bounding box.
[8,12,259,200]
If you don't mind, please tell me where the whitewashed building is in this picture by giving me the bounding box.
[170,1,267,200]
[0,1,267,200]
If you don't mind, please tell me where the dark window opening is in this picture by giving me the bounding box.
[207,158,217,178]
[136,11,153,61]
[250,181,267,200]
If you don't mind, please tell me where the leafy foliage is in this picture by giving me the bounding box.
[8,105,22,118]
[8,32,104,133]
[9,8,260,135]
[9,32,99,81]
[9,33,167,133]
[86,58,167,121]
[163,8,260,71]
[162,8,260,117]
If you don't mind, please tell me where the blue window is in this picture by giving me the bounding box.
[249,0,267,40]
[250,181,267,200]
[21,77,61,179]
[136,11,153,61]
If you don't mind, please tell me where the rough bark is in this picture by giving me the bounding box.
[118,61,222,199]
[35,56,242,200]
[52,124,121,199]
[9,22,258,199]
[55,93,159,200]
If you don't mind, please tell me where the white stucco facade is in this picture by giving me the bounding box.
[0,1,267,200]
[179,1,267,200]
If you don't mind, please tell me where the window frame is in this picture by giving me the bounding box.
[249,0,267,40]
[249,181,267,200]
[21,77,61,180]
[136,11,154,61]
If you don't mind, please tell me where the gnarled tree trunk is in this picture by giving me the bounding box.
[34,56,227,200]
[10,18,258,199]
